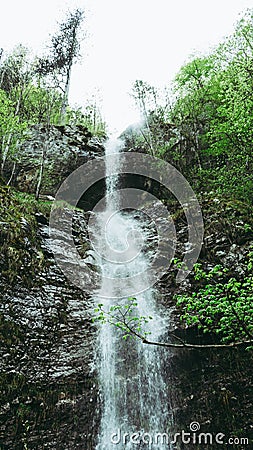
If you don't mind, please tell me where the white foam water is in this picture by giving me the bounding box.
[94,139,173,449]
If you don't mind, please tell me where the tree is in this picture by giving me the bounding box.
[175,257,253,346]
[170,55,219,172]
[0,89,24,175]
[205,11,253,192]
[34,90,61,200]
[94,247,253,351]
[0,45,31,93]
[35,9,84,122]
[93,292,253,350]
[131,80,158,155]
[0,46,64,182]
[0,46,32,174]
[158,9,253,201]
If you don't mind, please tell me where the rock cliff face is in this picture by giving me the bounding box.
[118,135,253,448]
[0,127,105,448]
[155,197,253,448]
[1,130,253,448]
[4,124,105,196]
[0,207,100,449]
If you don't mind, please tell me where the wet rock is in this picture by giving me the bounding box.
[3,124,105,196]
[0,207,100,449]
[155,195,253,447]
[35,212,48,225]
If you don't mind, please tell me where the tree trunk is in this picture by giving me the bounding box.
[60,63,72,122]
[60,23,77,123]
[1,132,13,176]
[193,122,202,170]
[1,86,23,175]
[35,141,46,200]
[7,160,17,186]
[141,99,155,156]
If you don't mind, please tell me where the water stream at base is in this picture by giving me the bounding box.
[93,139,173,449]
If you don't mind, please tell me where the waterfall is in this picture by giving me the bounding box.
[93,139,173,449]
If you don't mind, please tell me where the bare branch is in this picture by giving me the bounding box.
[95,302,253,351]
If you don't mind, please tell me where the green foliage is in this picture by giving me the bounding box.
[0,186,51,285]
[36,9,84,76]
[175,255,253,345]
[35,8,84,121]
[170,10,253,202]
[0,32,107,184]
[0,88,28,164]
[128,10,253,204]
[65,102,107,137]
[93,297,152,341]
[17,84,63,125]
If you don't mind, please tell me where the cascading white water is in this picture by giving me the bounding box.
[94,139,173,449]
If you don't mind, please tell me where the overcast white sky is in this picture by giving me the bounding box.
[0,0,252,133]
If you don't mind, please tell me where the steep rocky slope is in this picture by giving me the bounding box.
[1,129,253,449]
[0,209,100,449]
[0,127,105,448]
[157,196,253,449]
[3,124,105,195]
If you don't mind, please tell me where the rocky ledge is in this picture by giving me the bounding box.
[3,124,105,196]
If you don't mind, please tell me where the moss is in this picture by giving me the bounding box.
[0,186,51,288]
